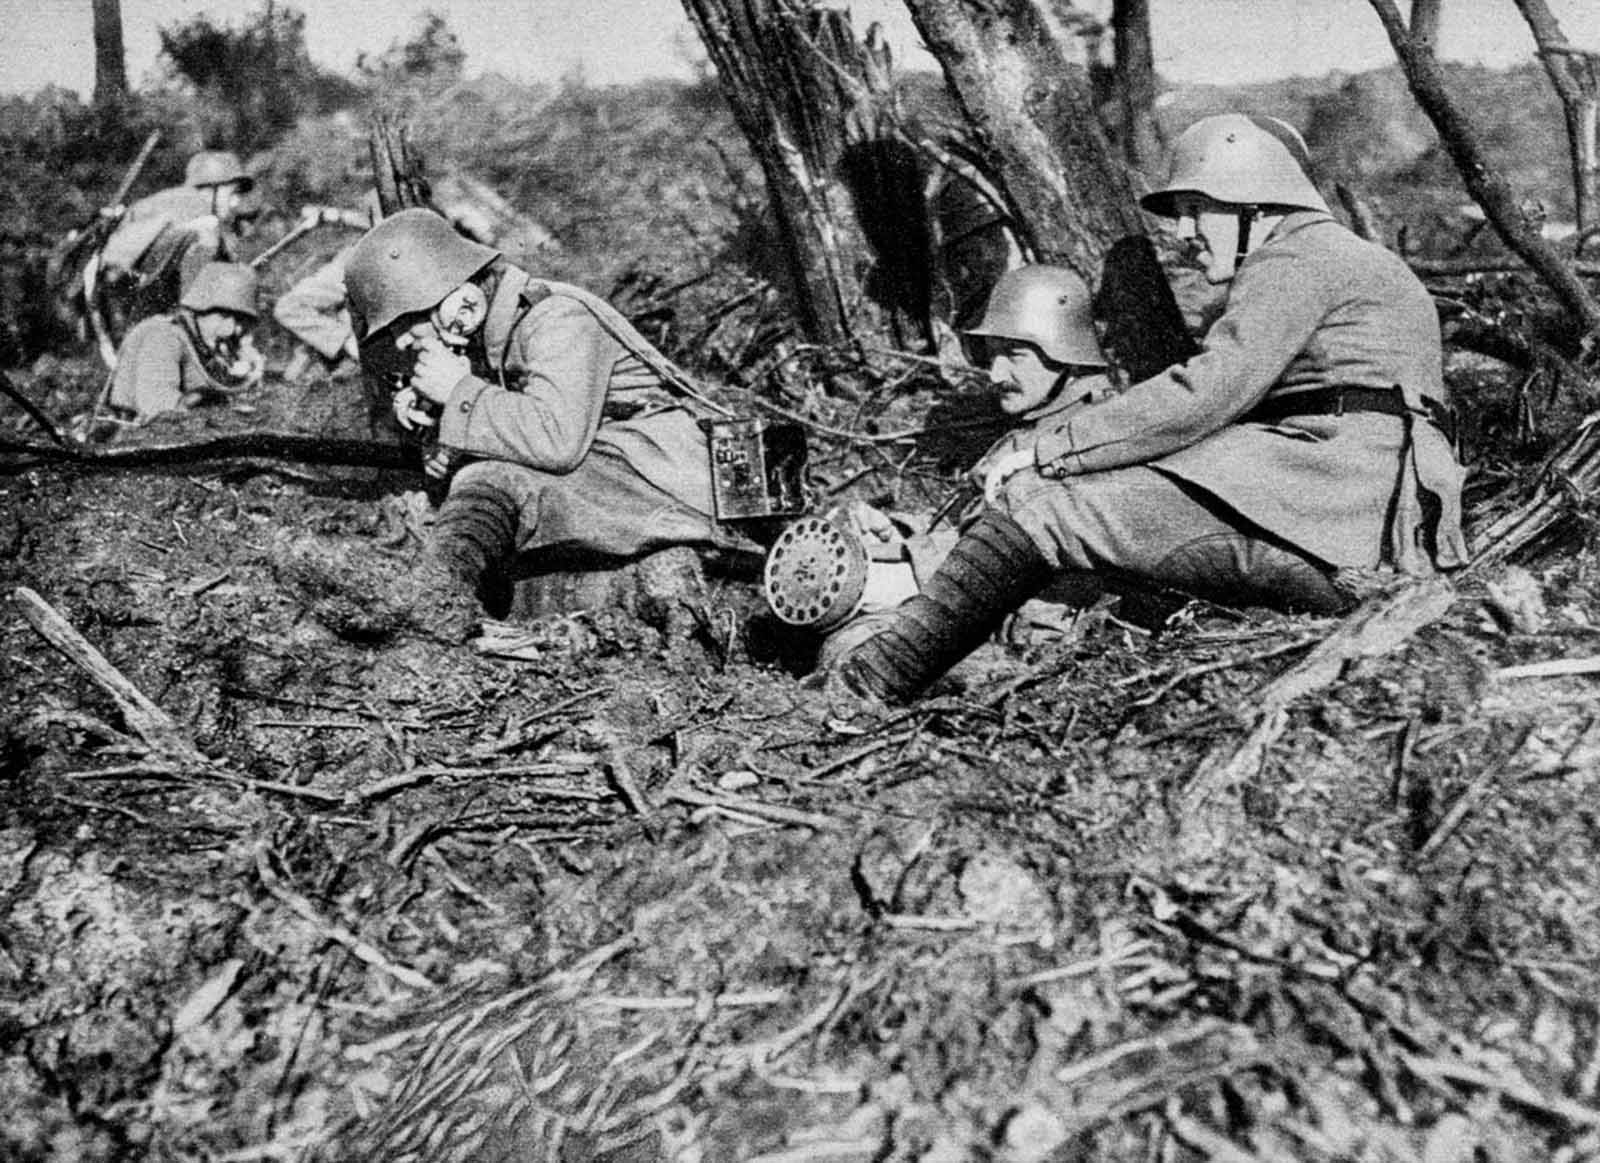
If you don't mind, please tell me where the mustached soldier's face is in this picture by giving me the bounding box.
[986,340,1062,415]
[1172,194,1244,284]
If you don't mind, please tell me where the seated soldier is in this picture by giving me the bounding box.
[342,207,734,640]
[831,113,1468,704]
[102,261,264,424]
[763,264,1111,651]
[89,150,260,338]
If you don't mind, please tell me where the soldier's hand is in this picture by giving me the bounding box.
[422,447,457,480]
[843,501,899,544]
[983,448,1035,508]
[228,335,265,387]
[393,385,437,432]
[408,335,471,404]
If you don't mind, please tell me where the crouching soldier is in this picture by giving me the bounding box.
[764,264,1112,651]
[89,150,260,344]
[832,113,1468,704]
[343,207,730,640]
[101,260,264,425]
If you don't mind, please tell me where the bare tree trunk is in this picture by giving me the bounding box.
[682,0,927,347]
[1110,0,1162,170]
[899,0,1146,281]
[92,0,128,107]
[1409,0,1444,44]
[1513,0,1600,234]
[1367,0,1600,338]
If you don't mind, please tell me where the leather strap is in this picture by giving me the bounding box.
[1245,385,1457,443]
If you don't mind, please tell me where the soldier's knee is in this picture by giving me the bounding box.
[449,458,541,500]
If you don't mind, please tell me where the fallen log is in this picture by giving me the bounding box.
[0,431,419,475]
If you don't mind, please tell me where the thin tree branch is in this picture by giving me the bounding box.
[1367,0,1600,342]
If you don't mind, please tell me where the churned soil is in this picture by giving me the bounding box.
[4,358,1600,1162]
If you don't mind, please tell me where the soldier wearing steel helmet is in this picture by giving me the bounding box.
[830,112,1468,705]
[90,149,262,332]
[764,263,1112,648]
[343,207,729,640]
[102,261,264,424]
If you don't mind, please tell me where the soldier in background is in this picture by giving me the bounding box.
[101,261,264,425]
[87,150,261,341]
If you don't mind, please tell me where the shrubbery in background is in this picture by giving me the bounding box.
[158,3,360,157]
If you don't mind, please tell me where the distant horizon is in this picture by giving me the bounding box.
[5,0,1598,101]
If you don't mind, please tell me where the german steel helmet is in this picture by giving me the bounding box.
[964,264,1108,367]
[185,150,254,190]
[344,208,501,340]
[1140,114,1329,217]
[179,262,259,318]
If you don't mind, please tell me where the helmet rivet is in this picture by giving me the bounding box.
[389,247,401,259]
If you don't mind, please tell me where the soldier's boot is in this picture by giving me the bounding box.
[406,482,522,643]
[833,511,1055,705]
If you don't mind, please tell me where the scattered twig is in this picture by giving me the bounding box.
[666,785,838,831]
[254,846,437,992]
[0,369,71,447]
[582,988,788,1011]
[14,585,205,763]
[804,730,915,780]
[1181,578,1456,817]
[596,726,657,822]
[1165,1110,1265,1163]
[1118,635,1321,709]
[1494,655,1600,679]
[1415,724,1534,862]
[344,761,600,806]
[715,971,884,1070]
[1401,1050,1600,1127]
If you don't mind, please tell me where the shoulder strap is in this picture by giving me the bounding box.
[540,280,733,418]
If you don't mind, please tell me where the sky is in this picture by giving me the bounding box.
[4,0,1600,98]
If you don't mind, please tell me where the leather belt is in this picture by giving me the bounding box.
[1245,385,1457,443]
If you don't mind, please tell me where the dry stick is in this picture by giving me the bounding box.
[1401,1051,1600,1128]
[253,847,436,992]
[1119,635,1322,709]
[666,786,838,831]
[1181,578,1457,817]
[0,370,71,447]
[804,731,914,780]
[1165,1112,1265,1163]
[1414,724,1536,863]
[14,585,205,764]
[1494,655,1600,680]
[600,734,656,820]
[345,761,599,806]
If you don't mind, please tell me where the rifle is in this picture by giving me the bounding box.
[50,130,163,277]
[250,205,369,271]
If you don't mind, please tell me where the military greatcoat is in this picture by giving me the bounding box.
[1016,210,1466,580]
[106,313,236,422]
[431,263,720,560]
